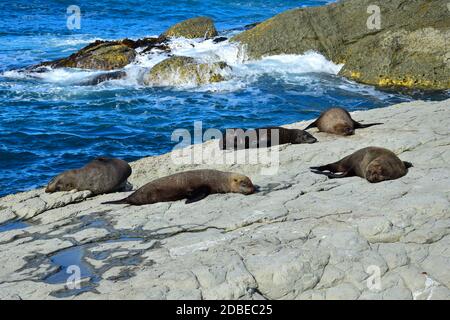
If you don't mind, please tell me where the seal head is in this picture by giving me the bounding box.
[290,129,318,144]
[228,173,255,195]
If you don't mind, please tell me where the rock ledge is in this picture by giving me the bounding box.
[0,99,449,299]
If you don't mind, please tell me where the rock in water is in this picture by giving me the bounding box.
[162,17,218,39]
[143,56,230,86]
[121,36,171,53]
[80,71,127,86]
[231,0,450,90]
[37,40,137,70]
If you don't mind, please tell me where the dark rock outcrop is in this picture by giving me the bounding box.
[80,71,127,86]
[38,40,137,70]
[231,0,450,90]
[121,37,170,53]
[33,37,172,71]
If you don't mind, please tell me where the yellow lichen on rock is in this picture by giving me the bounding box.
[350,71,361,79]
[378,77,435,89]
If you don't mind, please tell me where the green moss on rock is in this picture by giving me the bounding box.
[39,41,137,70]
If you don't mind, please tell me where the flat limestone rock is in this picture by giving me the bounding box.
[0,99,449,299]
[0,189,92,220]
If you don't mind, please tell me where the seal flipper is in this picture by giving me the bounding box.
[310,165,330,171]
[353,121,383,129]
[102,198,129,205]
[185,186,211,204]
[310,163,341,172]
[310,169,349,179]
[304,120,317,130]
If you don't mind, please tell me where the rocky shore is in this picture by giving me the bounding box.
[232,0,450,90]
[26,0,450,91]
[1,99,449,299]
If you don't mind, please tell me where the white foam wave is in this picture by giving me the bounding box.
[2,36,344,91]
[3,68,102,84]
[167,38,247,66]
[241,52,343,75]
[50,38,106,47]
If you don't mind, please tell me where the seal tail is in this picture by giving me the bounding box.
[102,198,129,205]
[354,121,383,129]
[304,120,317,130]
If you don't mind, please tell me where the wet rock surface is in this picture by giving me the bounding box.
[36,40,137,71]
[231,0,450,90]
[0,99,449,299]
[143,56,230,86]
[32,37,169,73]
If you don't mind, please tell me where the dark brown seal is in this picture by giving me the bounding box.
[220,127,317,150]
[45,157,132,194]
[102,169,255,205]
[310,147,412,183]
[304,107,382,136]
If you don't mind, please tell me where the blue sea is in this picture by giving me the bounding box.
[0,0,448,197]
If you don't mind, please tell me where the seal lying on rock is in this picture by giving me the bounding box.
[310,147,412,183]
[220,127,317,150]
[102,169,255,205]
[305,107,382,136]
[45,157,132,194]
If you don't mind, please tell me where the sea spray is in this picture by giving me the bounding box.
[2,37,343,91]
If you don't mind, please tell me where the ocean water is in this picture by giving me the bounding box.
[0,0,447,197]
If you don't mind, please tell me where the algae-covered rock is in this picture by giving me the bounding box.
[162,17,218,39]
[338,27,450,90]
[143,56,230,86]
[231,0,450,90]
[38,40,137,70]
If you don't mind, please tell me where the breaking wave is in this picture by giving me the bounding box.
[2,37,344,92]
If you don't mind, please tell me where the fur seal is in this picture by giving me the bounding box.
[45,157,132,194]
[310,147,413,183]
[102,169,255,205]
[220,127,317,150]
[304,107,382,136]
